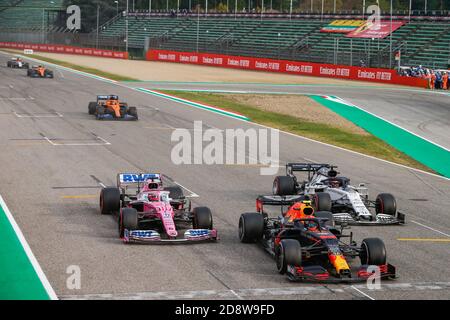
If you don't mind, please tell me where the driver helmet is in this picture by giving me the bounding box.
[330,179,340,188]
[148,193,159,202]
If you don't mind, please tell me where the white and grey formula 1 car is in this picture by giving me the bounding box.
[272,163,405,226]
[7,57,29,69]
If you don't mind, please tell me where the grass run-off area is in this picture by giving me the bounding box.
[160,90,434,174]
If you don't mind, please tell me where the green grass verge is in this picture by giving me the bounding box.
[2,50,138,81]
[160,90,435,174]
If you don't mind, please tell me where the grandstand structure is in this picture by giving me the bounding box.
[0,0,64,32]
[0,0,448,69]
[99,16,450,69]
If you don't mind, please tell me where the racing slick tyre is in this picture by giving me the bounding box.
[88,102,97,115]
[96,106,105,120]
[119,208,139,237]
[128,106,138,120]
[360,238,387,266]
[273,176,296,196]
[163,186,184,199]
[314,211,335,227]
[375,193,397,216]
[193,207,213,229]
[276,239,302,274]
[100,187,121,215]
[314,192,332,212]
[45,71,54,78]
[238,212,264,243]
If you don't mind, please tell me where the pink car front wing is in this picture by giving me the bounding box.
[122,228,218,244]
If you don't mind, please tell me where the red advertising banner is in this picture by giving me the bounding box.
[0,42,129,59]
[346,21,405,38]
[147,49,427,88]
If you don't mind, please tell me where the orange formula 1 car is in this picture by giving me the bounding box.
[88,95,138,121]
[27,65,54,78]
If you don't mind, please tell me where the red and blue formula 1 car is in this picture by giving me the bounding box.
[99,173,218,244]
[239,195,397,283]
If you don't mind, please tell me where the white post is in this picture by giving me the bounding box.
[362,0,365,19]
[311,0,313,12]
[149,0,152,12]
[425,0,427,14]
[206,0,208,14]
[126,0,129,53]
[177,0,180,13]
[196,6,200,51]
[321,0,324,20]
[261,0,264,20]
[409,0,412,21]
[96,4,100,48]
[166,0,168,11]
[389,0,392,68]
[334,0,336,14]
[289,0,292,19]
[227,0,229,12]
[235,0,237,19]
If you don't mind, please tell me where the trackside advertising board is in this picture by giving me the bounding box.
[0,42,128,59]
[147,50,427,88]
[320,20,365,33]
[346,21,405,38]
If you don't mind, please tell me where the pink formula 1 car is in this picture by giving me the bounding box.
[99,173,218,244]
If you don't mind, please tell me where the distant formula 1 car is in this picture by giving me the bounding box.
[27,65,54,78]
[272,163,405,225]
[88,95,138,120]
[7,57,29,69]
[238,195,397,282]
[99,173,218,244]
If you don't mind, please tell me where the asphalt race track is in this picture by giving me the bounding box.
[0,53,449,300]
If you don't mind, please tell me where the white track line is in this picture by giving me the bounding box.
[14,111,63,118]
[350,286,375,300]
[173,180,199,198]
[0,195,58,300]
[411,220,450,238]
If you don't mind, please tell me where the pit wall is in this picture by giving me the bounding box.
[147,49,427,88]
[0,42,129,59]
